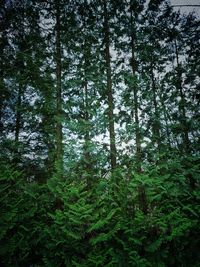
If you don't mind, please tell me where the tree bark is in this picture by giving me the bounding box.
[103,1,117,170]
[130,3,148,214]
[55,0,63,177]
[174,40,195,189]
[15,86,22,144]
[159,89,172,149]
[83,78,93,187]
[150,62,161,153]
[174,40,190,153]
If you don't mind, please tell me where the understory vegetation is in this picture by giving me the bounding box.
[1,157,200,266]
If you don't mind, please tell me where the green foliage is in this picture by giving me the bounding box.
[1,0,200,266]
[0,157,200,266]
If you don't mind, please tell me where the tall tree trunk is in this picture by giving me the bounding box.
[150,62,161,153]
[159,89,172,149]
[103,1,117,170]
[130,13,141,171]
[174,40,190,153]
[130,3,148,214]
[83,78,93,187]
[14,73,23,165]
[55,0,63,177]
[174,39,195,189]
[15,85,22,145]
[15,8,25,157]
[0,31,8,133]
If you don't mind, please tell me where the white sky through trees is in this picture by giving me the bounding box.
[95,0,200,153]
[170,0,200,15]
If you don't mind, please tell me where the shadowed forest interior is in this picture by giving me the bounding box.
[0,0,200,266]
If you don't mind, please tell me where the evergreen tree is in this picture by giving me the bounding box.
[0,1,200,266]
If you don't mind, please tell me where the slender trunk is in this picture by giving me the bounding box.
[130,13,141,171]
[159,90,172,149]
[83,78,92,187]
[174,40,195,189]
[150,63,161,153]
[0,31,7,132]
[84,79,90,160]
[130,4,147,214]
[103,1,117,170]
[14,63,24,163]
[14,8,25,155]
[55,0,63,177]
[15,86,22,144]
[174,40,190,153]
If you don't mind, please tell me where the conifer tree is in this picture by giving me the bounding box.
[0,1,200,265]
[103,0,117,170]
[55,0,63,178]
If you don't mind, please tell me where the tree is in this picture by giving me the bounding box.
[0,1,200,266]
[55,0,64,178]
[103,0,117,170]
